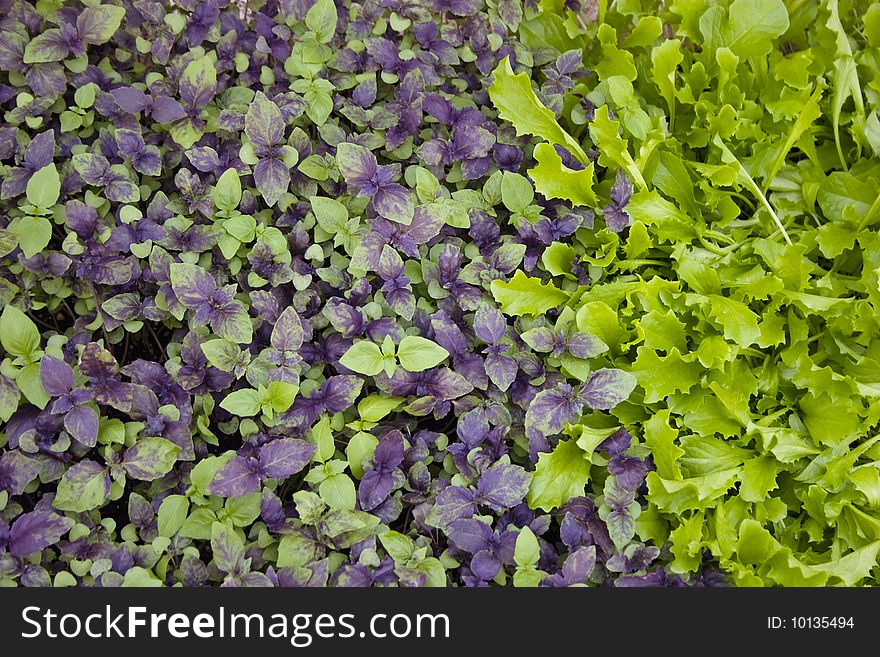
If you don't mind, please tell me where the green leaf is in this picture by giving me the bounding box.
[305,0,338,43]
[396,336,449,372]
[121,566,162,587]
[169,118,205,150]
[225,492,262,527]
[180,508,218,540]
[357,394,404,423]
[739,456,780,503]
[588,105,646,188]
[721,0,789,59]
[277,533,322,569]
[223,214,257,243]
[625,189,696,243]
[15,362,49,409]
[319,474,357,510]
[488,57,587,162]
[528,143,597,207]
[713,135,792,244]
[123,438,181,481]
[261,380,298,415]
[9,216,53,260]
[651,40,683,127]
[646,469,741,515]
[158,495,189,537]
[54,461,109,513]
[210,522,244,574]
[26,163,61,208]
[669,512,705,574]
[200,339,243,373]
[491,270,569,316]
[346,432,378,480]
[213,168,242,212]
[541,242,578,278]
[644,409,684,480]
[339,341,386,376]
[513,567,544,587]
[302,82,334,126]
[630,347,702,403]
[527,439,592,512]
[762,83,823,192]
[0,305,41,359]
[514,526,540,567]
[817,171,879,225]
[77,5,126,45]
[220,389,262,417]
[379,530,415,563]
[500,172,534,213]
[695,294,761,346]
[74,83,97,109]
[310,196,349,233]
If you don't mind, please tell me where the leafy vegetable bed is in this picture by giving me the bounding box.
[0,0,877,587]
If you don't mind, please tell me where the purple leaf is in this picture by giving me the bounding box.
[271,307,304,351]
[336,142,378,189]
[427,486,477,529]
[603,204,630,232]
[187,0,219,45]
[253,157,290,207]
[179,57,217,110]
[321,375,364,413]
[115,128,145,158]
[259,438,315,479]
[475,462,530,511]
[0,450,42,495]
[39,355,74,396]
[64,200,99,236]
[378,245,405,281]
[474,306,507,344]
[525,384,584,436]
[151,95,187,123]
[23,30,69,63]
[110,86,150,113]
[245,91,285,148]
[8,512,75,557]
[581,369,637,410]
[73,153,111,186]
[25,130,56,170]
[521,327,556,352]
[187,146,222,172]
[484,354,517,392]
[210,456,261,497]
[610,170,633,207]
[358,470,394,511]
[169,263,215,309]
[64,404,99,447]
[428,368,475,399]
[446,518,492,553]
[561,545,596,585]
[566,333,608,359]
[608,455,651,491]
[470,550,503,581]
[374,431,405,470]
[600,428,633,456]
